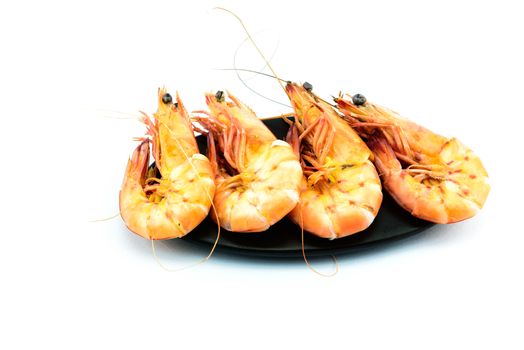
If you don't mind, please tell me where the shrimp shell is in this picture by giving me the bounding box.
[195,91,303,232]
[336,95,490,223]
[119,89,215,239]
[285,83,383,239]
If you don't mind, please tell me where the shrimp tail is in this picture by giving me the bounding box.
[285,122,301,157]
[366,134,400,178]
[206,132,219,177]
[119,140,151,238]
[123,140,150,188]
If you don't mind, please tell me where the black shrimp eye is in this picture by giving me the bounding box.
[303,82,313,92]
[215,90,224,102]
[162,93,173,105]
[352,94,366,106]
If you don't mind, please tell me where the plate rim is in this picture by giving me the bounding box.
[181,221,434,258]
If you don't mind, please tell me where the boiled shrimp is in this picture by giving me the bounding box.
[211,8,382,239]
[335,94,490,223]
[193,91,302,232]
[284,83,383,239]
[119,88,216,239]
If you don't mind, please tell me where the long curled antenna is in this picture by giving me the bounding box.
[214,7,286,93]
[216,68,288,83]
[216,68,292,108]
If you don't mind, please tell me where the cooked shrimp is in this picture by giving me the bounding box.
[284,83,383,239]
[211,8,380,239]
[193,91,302,232]
[119,88,215,239]
[335,94,490,223]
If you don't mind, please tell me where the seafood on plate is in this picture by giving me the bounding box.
[193,91,303,232]
[119,88,216,239]
[335,94,490,223]
[284,83,383,239]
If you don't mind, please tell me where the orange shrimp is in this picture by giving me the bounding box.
[210,8,382,239]
[193,91,302,232]
[119,88,215,239]
[284,83,383,239]
[335,94,490,223]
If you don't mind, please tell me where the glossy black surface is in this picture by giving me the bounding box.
[181,117,434,257]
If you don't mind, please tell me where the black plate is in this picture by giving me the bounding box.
[182,118,434,258]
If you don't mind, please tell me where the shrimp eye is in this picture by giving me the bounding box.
[303,82,313,92]
[162,93,173,104]
[352,94,366,106]
[215,90,225,102]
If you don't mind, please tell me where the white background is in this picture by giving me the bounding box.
[1,0,523,349]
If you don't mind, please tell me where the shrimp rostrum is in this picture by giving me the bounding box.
[335,94,490,224]
[284,83,383,239]
[193,91,302,232]
[119,88,215,240]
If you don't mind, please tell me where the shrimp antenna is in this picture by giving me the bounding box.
[213,7,286,93]
[93,109,142,120]
[88,213,120,222]
[299,200,339,277]
[216,68,288,83]
[216,68,292,109]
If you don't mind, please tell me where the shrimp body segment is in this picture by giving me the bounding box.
[335,96,490,224]
[285,83,383,239]
[195,92,302,232]
[119,89,216,240]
